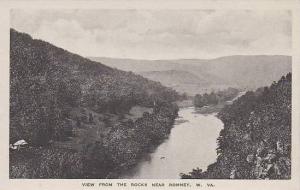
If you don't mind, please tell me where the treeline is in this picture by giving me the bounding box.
[194,88,239,107]
[9,29,179,178]
[10,102,178,178]
[181,73,291,179]
[10,28,179,145]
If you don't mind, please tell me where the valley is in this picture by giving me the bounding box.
[90,55,291,95]
[9,29,292,180]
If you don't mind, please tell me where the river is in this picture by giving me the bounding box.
[121,106,224,179]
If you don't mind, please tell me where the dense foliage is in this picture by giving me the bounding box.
[10,147,84,178]
[103,103,178,178]
[10,29,179,178]
[10,29,179,144]
[194,88,239,107]
[182,73,291,179]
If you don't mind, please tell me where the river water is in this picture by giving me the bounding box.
[122,106,224,179]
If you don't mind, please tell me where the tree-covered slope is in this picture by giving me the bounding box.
[181,73,291,179]
[10,28,179,145]
[10,29,180,178]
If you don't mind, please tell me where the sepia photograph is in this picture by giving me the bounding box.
[1,0,300,189]
[8,8,293,180]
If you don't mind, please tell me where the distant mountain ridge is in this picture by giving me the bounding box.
[138,70,216,95]
[90,55,291,93]
[140,70,206,85]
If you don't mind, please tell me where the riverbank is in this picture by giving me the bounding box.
[121,106,223,179]
[10,29,182,179]
[103,102,179,178]
[193,103,226,114]
[177,90,246,114]
[181,74,291,179]
[10,102,179,179]
[176,100,226,114]
[176,100,193,108]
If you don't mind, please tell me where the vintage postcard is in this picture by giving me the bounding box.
[0,0,300,190]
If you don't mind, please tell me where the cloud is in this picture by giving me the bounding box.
[11,9,291,59]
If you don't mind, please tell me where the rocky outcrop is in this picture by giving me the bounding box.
[245,140,291,179]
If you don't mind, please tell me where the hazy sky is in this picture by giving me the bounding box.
[11,9,291,59]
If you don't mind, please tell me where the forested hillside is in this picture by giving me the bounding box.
[194,88,240,108]
[181,73,291,179]
[10,29,179,178]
